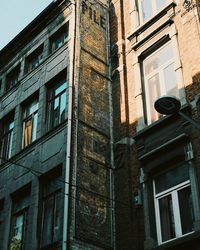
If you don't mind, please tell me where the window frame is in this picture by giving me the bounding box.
[153,175,194,245]
[6,65,20,92]
[11,208,28,249]
[137,0,170,24]
[0,116,14,161]
[50,23,69,53]
[25,45,44,74]
[40,189,62,248]
[143,41,177,124]
[22,99,39,149]
[47,78,68,130]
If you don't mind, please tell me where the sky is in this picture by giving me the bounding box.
[0,0,53,50]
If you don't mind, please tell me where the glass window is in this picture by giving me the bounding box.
[0,116,14,160]
[10,191,30,250]
[40,173,63,248]
[22,100,38,148]
[143,42,178,124]
[48,79,68,130]
[138,0,168,23]
[6,65,20,92]
[154,165,194,244]
[25,46,43,73]
[51,23,69,53]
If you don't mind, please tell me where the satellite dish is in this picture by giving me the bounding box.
[154,96,181,115]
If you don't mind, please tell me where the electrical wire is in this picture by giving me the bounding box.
[0,156,131,208]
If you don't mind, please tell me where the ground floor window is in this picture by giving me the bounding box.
[153,165,194,244]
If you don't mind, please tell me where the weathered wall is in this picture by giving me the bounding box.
[70,0,113,249]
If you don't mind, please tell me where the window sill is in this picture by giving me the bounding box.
[134,103,191,139]
[152,231,200,250]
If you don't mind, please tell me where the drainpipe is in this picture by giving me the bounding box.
[62,0,77,249]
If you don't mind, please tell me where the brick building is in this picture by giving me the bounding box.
[0,0,114,249]
[110,0,200,250]
[1,0,200,250]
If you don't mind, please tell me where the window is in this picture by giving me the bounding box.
[22,99,38,148]
[10,187,30,250]
[138,0,168,23]
[143,42,178,124]
[47,78,68,130]
[0,116,14,160]
[40,170,63,248]
[25,46,43,73]
[6,65,20,91]
[153,165,194,244]
[50,23,69,52]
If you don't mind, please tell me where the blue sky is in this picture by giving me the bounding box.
[0,0,53,50]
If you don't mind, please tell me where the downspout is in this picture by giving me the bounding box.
[107,3,116,249]
[62,0,77,249]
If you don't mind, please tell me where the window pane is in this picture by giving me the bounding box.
[8,131,13,158]
[164,63,177,96]
[145,44,173,75]
[32,113,38,142]
[53,192,62,242]
[148,74,161,122]
[159,195,175,242]
[1,120,14,159]
[156,0,167,11]
[41,196,54,246]
[60,93,66,122]
[155,165,189,194]
[14,214,24,240]
[24,119,32,147]
[53,97,60,127]
[55,81,66,96]
[178,186,194,234]
[141,0,152,21]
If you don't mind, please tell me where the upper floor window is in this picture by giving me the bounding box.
[138,0,168,23]
[153,165,194,244]
[25,46,43,74]
[50,23,69,53]
[47,78,68,130]
[0,115,14,160]
[6,65,20,92]
[143,42,178,124]
[22,99,38,148]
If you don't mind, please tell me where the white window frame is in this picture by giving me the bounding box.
[138,0,171,24]
[143,42,177,124]
[153,179,194,245]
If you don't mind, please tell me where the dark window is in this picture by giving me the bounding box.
[0,115,14,161]
[50,23,69,53]
[47,78,68,130]
[40,169,63,249]
[25,46,43,73]
[10,187,30,250]
[22,99,38,148]
[6,65,20,91]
